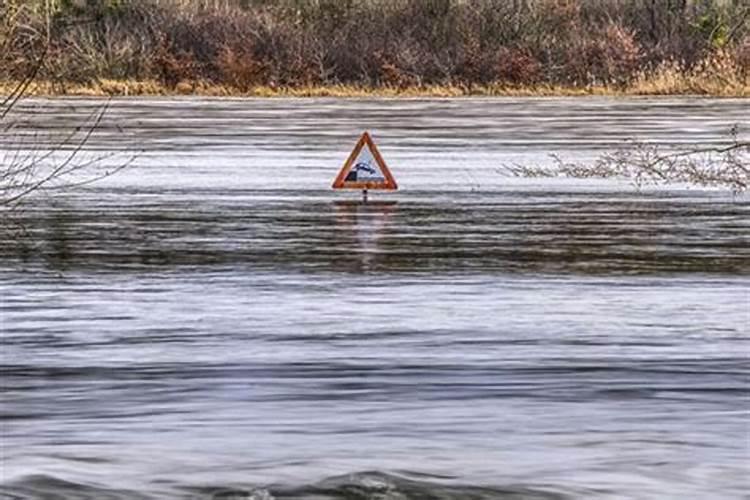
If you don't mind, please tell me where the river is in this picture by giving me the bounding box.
[1,97,748,499]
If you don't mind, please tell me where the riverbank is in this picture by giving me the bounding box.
[3,68,748,98]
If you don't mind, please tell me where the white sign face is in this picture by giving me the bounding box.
[343,144,386,183]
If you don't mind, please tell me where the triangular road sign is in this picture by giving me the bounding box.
[332,132,398,190]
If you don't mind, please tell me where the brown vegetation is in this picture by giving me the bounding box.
[508,127,750,192]
[1,0,749,96]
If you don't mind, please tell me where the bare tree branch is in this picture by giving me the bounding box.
[507,128,750,193]
[1,4,134,214]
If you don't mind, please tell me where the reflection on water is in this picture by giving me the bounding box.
[1,97,749,500]
[3,191,748,274]
[334,201,398,271]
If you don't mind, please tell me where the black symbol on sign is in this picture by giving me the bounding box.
[354,162,376,174]
[345,160,379,181]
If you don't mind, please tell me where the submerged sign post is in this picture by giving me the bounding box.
[332,132,397,202]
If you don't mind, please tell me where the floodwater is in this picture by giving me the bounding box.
[1,97,749,499]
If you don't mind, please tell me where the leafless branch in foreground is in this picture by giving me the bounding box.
[1,99,134,209]
[1,4,134,214]
[508,128,750,193]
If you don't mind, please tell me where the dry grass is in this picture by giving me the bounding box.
[3,71,747,98]
[629,51,750,97]
[2,45,748,98]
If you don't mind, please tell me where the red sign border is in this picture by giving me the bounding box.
[332,132,398,190]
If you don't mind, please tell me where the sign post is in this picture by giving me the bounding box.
[332,132,397,202]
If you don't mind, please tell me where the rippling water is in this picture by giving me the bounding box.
[1,97,749,499]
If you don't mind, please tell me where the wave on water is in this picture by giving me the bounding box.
[0,475,150,500]
[1,472,572,500]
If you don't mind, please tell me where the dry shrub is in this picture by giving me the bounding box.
[689,49,748,95]
[375,39,426,88]
[150,34,201,88]
[377,58,413,88]
[0,5,47,82]
[561,22,642,86]
[599,23,642,85]
[735,36,750,77]
[235,11,317,86]
[217,44,266,91]
[457,35,496,84]
[496,48,541,84]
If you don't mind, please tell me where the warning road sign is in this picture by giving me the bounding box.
[332,132,398,190]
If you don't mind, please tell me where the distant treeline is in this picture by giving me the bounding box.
[1,0,748,94]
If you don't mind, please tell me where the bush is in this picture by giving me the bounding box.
[0,0,747,92]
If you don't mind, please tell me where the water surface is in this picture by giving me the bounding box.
[1,97,749,499]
